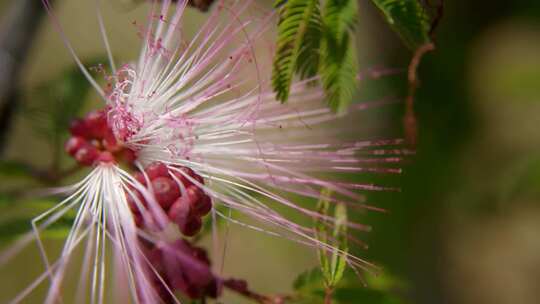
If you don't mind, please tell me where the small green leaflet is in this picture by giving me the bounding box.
[315,188,349,289]
[319,31,357,113]
[272,0,322,102]
[329,202,348,286]
[271,0,433,112]
[315,188,331,278]
[272,0,358,113]
[371,0,431,50]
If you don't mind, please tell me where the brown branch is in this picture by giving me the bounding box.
[324,287,334,304]
[404,42,435,147]
[403,0,444,147]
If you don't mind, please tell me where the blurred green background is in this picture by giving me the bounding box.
[1,0,540,303]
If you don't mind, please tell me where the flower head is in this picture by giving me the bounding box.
[3,0,402,303]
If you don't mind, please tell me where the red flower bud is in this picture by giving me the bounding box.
[145,162,170,180]
[168,197,192,228]
[152,177,181,209]
[69,118,90,138]
[64,136,86,156]
[103,129,120,152]
[188,187,212,217]
[85,109,108,138]
[74,144,99,166]
[181,216,202,237]
[198,193,212,217]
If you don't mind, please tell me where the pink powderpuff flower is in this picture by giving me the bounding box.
[1,0,403,303]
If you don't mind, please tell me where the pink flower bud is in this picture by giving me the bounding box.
[145,162,170,180]
[181,216,202,237]
[151,177,180,209]
[168,197,192,228]
[193,190,212,217]
[85,109,108,139]
[103,128,120,152]
[64,136,86,156]
[74,144,99,166]
[69,118,90,138]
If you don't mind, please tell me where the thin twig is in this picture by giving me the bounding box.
[403,0,444,146]
[324,287,334,304]
[404,42,435,146]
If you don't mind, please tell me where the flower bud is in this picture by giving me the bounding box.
[65,136,86,156]
[69,118,90,138]
[145,162,170,180]
[151,177,180,209]
[181,216,202,237]
[74,144,99,166]
[188,187,212,217]
[85,109,108,138]
[168,197,192,228]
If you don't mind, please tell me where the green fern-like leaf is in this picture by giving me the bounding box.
[274,0,289,8]
[295,3,322,80]
[323,0,358,39]
[371,0,431,50]
[320,34,357,113]
[319,0,358,113]
[272,0,321,103]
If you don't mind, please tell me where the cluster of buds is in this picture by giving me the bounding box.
[64,108,137,166]
[145,239,220,301]
[65,113,223,301]
[128,164,221,301]
[127,162,212,236]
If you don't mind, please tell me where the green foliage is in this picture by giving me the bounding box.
[272,0,434,112]
[292,267,410,304]
[370,0,431,50]
[295,2,322,80]
[294,267,325,292]
[319,0,358,113]
[272,0,358,113]
[322,0,358,41]
[272,0,322,102]
[315,189,349,288]
[302,188,410,303]
[315,188,331,277]
[319,32,357,113]
[329,203,348,285]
